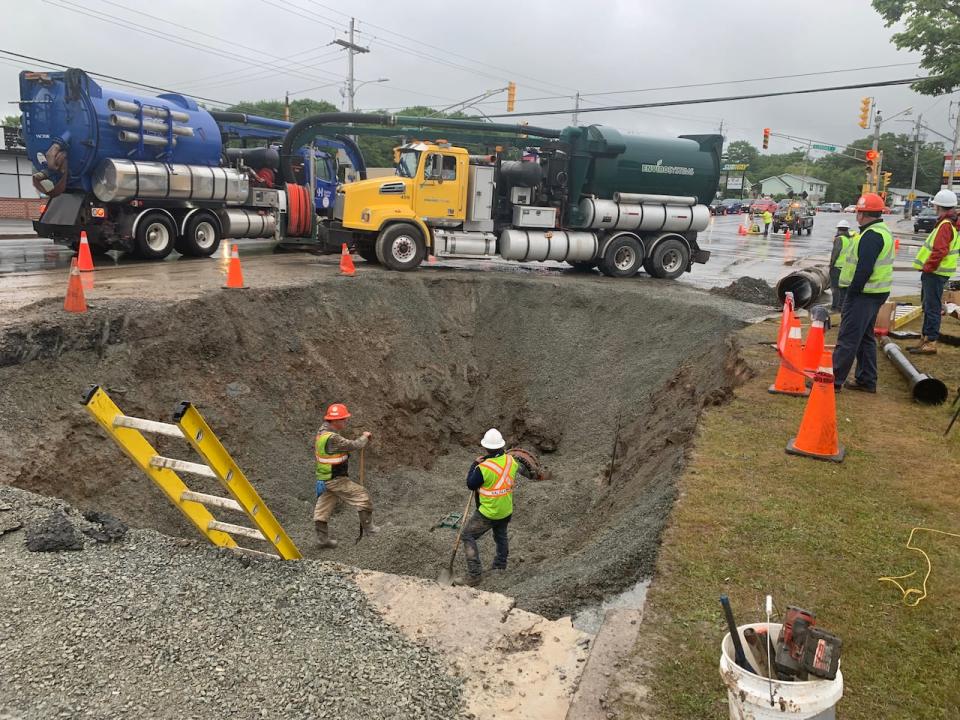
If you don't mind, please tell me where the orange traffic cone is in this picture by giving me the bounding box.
[894,237,900,253]
[738,224,746,236]
[786,350,844,463]
[428,254,437,264]
[77,231,94,272]
[769,314,810,396]
[339,243,356,276]
[802,316,826,373]
[64,258,87,313]
[784,228,792,240]
[223,244,246,289]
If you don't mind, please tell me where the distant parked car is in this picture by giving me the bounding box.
[914,207,938,234]
[709,201,726,215]
[720,198,746,214]
[750,199,778,215]
[817,202,842,212]
[772,199,815,235]
[843,205,857,212]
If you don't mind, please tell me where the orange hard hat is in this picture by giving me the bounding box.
[856,193,885,212]
[324,403,351,420]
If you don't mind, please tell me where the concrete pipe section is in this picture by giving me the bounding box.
[881,338,949,405]
[775,265,831,309]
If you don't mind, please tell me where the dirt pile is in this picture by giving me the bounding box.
[0,272,750,618]
[710,276,779,306]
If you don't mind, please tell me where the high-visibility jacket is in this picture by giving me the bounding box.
[833,232,855,269]
[762,211,773,224]
[476,453,518,520]
[315,431,349,482]
[839,221,894,293]
[913,218,960,277]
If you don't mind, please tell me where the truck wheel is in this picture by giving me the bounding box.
[599,234,643,278]
[377,223,425,271]
[178,212,221,257]
[134,213,176,260]
[356,243,380,264]
[644,237,689,279]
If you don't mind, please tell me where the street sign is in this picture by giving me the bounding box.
[723,163,749,171]
[811,143,837,152]
[726,177,743,190]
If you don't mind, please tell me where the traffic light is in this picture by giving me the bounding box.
[865,149,878,170]
[858,97,872,129]
[882,171,892,190]
[506,82,517,112]
[762,127,770,150]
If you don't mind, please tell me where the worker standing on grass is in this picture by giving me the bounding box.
[830,219,857,311]
[762,209,773,237]
[908,189,960,355]
[312,403,378,549]
[833,193,894,393]
[458,428,530,587]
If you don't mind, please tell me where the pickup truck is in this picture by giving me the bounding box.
[772,199,815,235]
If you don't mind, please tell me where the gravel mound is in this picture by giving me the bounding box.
[0,486,464,720]
[710,276,779,306]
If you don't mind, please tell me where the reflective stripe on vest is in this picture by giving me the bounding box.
[315,432,348,481]
[477,453,517,520]
[834,233,853,269]
[913,218,960,277]
[838,222,893,293]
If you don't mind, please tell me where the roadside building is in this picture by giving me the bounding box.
[758,173,829,204]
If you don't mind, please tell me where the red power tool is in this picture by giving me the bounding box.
[774,606,842,681]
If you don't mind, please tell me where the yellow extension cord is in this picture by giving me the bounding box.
[879,527,960,607]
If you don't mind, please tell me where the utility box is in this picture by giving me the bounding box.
[510,186,532,205]
[465,165,495,232]
[512,206,557,228]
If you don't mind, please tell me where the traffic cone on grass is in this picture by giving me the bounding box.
[339,243,356,276]
[223,244,246,289]
[802,316,826,373]
[786,350,844,463]
[64,258,87,313]
[769,314,809,396]
[77,231,94,272]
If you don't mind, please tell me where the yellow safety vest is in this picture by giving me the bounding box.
[762,211,772,224]
[476,453,518,520]
[913,218,960,277]
[833,232,854,269]
[839,222,894,293]
[315,431,348,482]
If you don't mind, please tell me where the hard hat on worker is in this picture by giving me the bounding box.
[324,403,351,421]
[836,219,851,229]
[855,193,885,212]
[933,189,958,208]
[480,428,506,450]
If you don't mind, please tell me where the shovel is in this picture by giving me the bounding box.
[437,492,474,585]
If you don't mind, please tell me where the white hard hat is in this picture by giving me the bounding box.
[480,428,505,450]
[836,219,851,229]
[933,189,958,208]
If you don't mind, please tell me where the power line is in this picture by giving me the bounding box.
[175,47,344,91]
[482,77,929,119]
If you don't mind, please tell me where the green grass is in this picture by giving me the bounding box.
[618,314,960,719]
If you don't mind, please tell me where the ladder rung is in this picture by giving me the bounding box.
[114,415,183,437]
[208,520,266,541]
[232,546,279,560]
[180,490,243,512]
[150,456,216,478]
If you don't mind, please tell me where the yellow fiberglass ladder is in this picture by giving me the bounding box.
[83,385,301,560]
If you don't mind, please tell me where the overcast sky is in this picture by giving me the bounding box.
[2,0,955,157]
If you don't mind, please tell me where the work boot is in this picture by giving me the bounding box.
[358,510,380,535]
[908,339,938,355]
[455,574,482,587]
[314,520,338,549]
[843,379,876,394]
[907,336,927,352]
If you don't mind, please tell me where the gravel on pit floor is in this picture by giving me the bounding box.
[0,486,464,720]
[709,275,780,306]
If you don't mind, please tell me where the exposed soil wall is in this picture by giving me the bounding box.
[0,273,749,618]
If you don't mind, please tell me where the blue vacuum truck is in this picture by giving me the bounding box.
[18,68,366,258]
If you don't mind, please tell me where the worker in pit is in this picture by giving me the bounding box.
[908,189,960,355]
[833,193,894,393]
[762,209,773,237]
[313,403,378,549]
[458,429,530,587]
[829,219,857,311]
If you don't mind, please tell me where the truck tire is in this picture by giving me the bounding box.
[134,213,176,260]
[377,223,425,271]
[599,234,643,278]
[177,212,221,257]
[644,237,689,279]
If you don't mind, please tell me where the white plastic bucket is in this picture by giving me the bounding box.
[719,622,843,719]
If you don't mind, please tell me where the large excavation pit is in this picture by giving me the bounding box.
[0,272,752,619]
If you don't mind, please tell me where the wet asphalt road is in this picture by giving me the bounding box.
[0,213,929,312]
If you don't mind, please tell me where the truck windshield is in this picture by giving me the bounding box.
[397,150,420,178]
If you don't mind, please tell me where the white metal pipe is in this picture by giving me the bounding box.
[108,97,190,123]
[613,192,698,205]
[117,130,177,147]
[150,455,216,478]
[180,490,243,512]
[109,113,194,137]
[112,415,182,437]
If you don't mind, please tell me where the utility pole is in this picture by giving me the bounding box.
[872,109,883,193]
[908,113,922,217]
[334,18,369,112]
[572,92,580,126]
[949,101,960,191]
